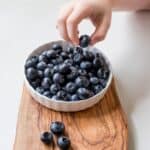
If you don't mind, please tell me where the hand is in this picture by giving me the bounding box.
[57,0,112,45]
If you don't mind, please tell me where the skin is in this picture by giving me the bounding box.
[57,0,150,45]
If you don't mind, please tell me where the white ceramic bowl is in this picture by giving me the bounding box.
[24,41,113,112]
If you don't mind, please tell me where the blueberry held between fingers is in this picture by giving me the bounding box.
[57,136,71,150]
[79,35,91,48]
[40,131,53,145]
[50,121,65,135]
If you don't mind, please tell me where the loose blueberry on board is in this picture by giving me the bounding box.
[57,136,71,150]
[40,132,53,145]
[50,121,65,135]
[79,35,91,48]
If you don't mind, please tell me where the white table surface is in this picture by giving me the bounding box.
[0,0,150,149]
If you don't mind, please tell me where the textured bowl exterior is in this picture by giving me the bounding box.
[24,41,113,112]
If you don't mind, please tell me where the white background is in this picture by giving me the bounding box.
[0,0,150,149]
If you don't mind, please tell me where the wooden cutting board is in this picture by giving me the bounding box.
[14,80,128,150]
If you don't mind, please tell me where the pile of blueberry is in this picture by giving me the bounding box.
[25,35,110,101]
[41,121,70,150]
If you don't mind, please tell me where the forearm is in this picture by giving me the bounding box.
[112,0,150,10]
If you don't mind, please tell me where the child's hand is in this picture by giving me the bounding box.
[57,0,112,45]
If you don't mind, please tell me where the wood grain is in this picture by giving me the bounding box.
[14,81,128,150]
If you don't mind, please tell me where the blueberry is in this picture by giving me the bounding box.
[61,52,69,59]
[71,94,79,101]
[41,51,47,56]
[65,82,77,94]
[50,121,65,135]
[64,59,73,66]
[78,69,87,76]
[90,77,99,85]
[46,50,57,59]
[57,136,71,150]
[93,85,103,94]
[47,63,54,68]
[52,44,63,51]
[51,59,59,65]
[56,90,67,100]
[73,53,83,64]
[43,91,51,98]
[50,84,61,94]
[53,73,65,84]
[38,54,49,63]
[44,68,52,77]
[80,61,92,70]
[31,79,41,88]
[97,68,109,80]
[93,58,102,68]
[88,72,94,77]
[25,56,38,68]
[52,65,60,74]
[74,46,83,54]
[67,67,78,80]
[37,61,47,70]
[79,35,90,48]
[52,95,60,100]
[59,63,70,74]
[56,56,64,64]
[37,70,44,78]
[65,46,74,53]
[77,88,92,99]
[83,51,94,61]
[36,87,44,94]
[26,67,37,80]
[41,78,52,89]
[40,132,53,145]
[99,79,107,88]
[75,76,89,88]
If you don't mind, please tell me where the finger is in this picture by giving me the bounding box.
[57,2,74,41]
[91,12,111,44]
[66,4,91,44]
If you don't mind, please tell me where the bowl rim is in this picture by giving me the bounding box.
[24,41,113,105]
